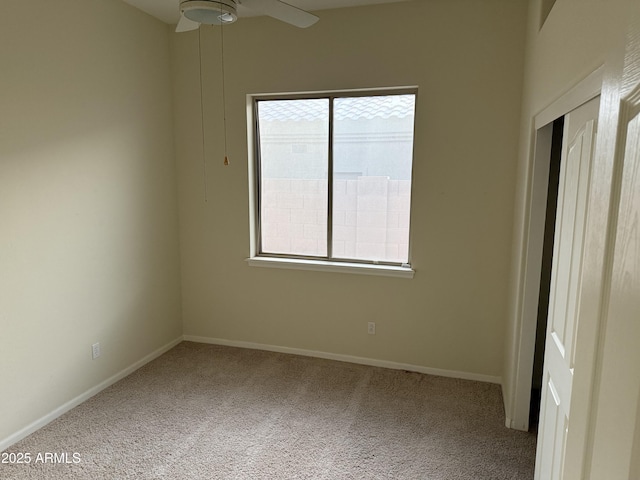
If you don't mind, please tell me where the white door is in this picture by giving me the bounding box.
[587,77,640,479]
[534,96,600,480]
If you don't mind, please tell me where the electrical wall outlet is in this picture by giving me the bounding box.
[91,342,101,359]
[368,322,376,335]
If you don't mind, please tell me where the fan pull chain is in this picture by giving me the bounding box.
[198,27,208,202]
[220,13,229,166]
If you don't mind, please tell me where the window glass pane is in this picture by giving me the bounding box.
[332,94,415,263]
[257,99,329,256]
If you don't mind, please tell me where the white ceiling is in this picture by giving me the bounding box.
[122,0,409,25]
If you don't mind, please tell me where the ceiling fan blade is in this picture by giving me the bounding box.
[176,15,200,32]
[241,0,319,28]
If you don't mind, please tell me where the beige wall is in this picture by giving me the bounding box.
[504,0,640,477]
[0,0,182,443]
[172,0,528,378]
[1,0,636,471]
[503,0,627,421]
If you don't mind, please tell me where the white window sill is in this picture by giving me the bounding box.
[246,256,415,279]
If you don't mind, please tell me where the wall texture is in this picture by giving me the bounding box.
[503,0,627,423]
[0,0,183,444]
[503,0,640,477]
[172,0,528,379]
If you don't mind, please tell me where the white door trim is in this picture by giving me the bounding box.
[507,66,604,431]
[535,67,605,130]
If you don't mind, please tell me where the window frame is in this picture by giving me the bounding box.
[247,87,417,278]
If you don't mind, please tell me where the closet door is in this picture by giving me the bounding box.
[534,96,600,480]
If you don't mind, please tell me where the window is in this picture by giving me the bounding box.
[250,89,416,276]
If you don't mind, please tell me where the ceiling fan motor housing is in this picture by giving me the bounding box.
[180,0,238,25]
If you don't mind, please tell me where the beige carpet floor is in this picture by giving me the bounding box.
[1,342,536,479]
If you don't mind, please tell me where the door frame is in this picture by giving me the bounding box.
[507,66,604,431]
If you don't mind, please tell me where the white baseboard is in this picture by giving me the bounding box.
[183,335,502,385]
[2,334,504,452]
[505,416,529,431]
[0,336,183,452]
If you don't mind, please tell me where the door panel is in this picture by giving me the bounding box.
[534,96,600,480]
[537,368,568,477]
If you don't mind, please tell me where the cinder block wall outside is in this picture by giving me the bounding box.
[261,176,411,262]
